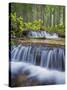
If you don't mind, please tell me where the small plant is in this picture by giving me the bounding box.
[10,12,24,37]
[17,16,24,37]
[10,12,17,36]
[32,19,43,30]
[24,19,43,31]
[24,22,32,30]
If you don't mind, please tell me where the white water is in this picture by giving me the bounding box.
[11,45,65,71]
[10,62,65,84]
[10,45,65,85]
[28,31,58,39]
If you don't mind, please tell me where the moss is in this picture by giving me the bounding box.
[41,25,65,36]
[10,39,17,46]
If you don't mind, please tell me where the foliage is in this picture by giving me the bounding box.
[10,12,24,37]
[41,24,65,35]
[24,19,43,30]
[10,12,65,38]
[9,39,16,46]
[32,19,43,30]
[10,12,17,36]
[24,22,32,30]
[10,3,65,38]
[16,16,24,37]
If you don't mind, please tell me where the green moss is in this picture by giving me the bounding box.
[10,39,18,46]
[41,24,65,35]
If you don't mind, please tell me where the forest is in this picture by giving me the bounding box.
[10,3,65,39]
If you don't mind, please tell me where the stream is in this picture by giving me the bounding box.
[9,31,65,87]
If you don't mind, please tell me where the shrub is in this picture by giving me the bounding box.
[10,12,24,37]
[24,22,32,30]
[16,16,24,37]
[32,19,43,30]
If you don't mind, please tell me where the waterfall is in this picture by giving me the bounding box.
[10,45,65,71]
[10,61,65,85]
[28,31,58,39]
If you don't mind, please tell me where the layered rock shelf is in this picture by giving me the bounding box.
[13,38,65,47]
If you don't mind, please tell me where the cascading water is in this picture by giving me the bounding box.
[10,44,65,86]
[27,31,58,39]
[11,45,65,71]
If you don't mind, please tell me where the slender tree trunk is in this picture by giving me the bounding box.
[63,7,65,26]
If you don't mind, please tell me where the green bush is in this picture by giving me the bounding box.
[10,12,24,37]
[24,22,32,30]
[16,16,24,37]
[24,19,43,30]
[10,12,17,36]
[32,19,43,30]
